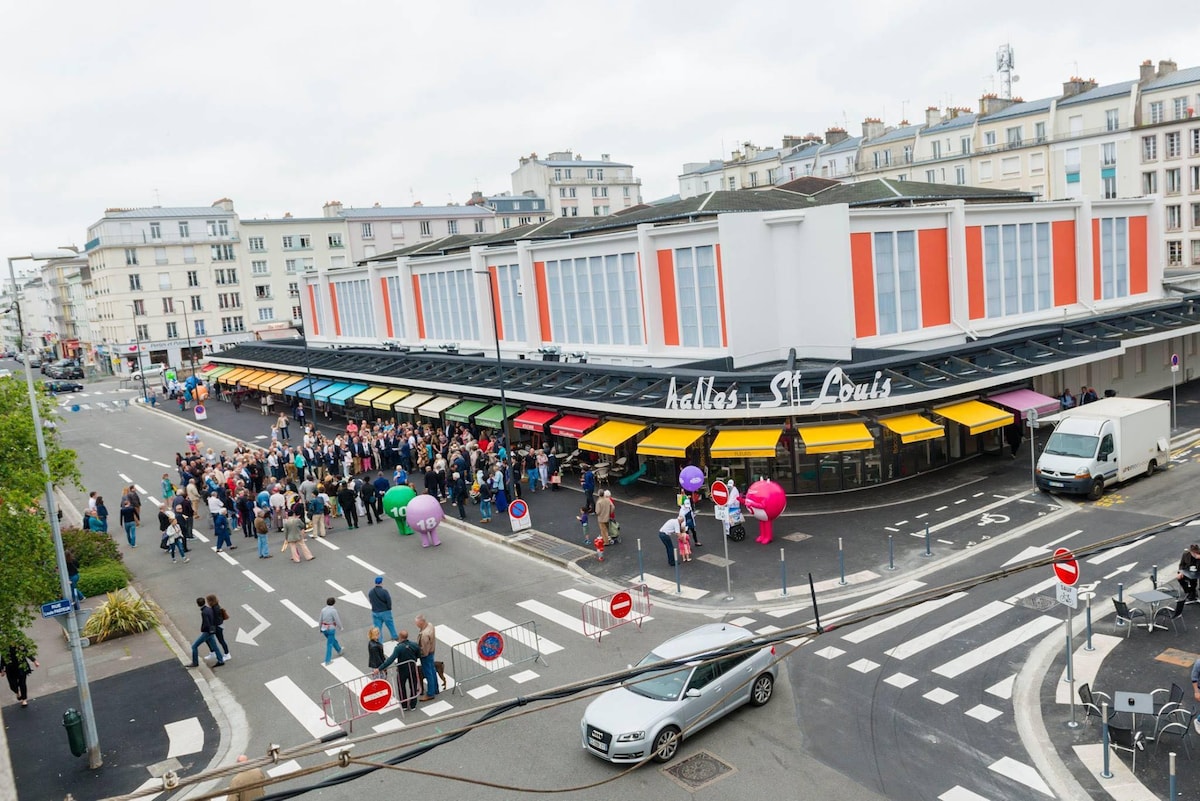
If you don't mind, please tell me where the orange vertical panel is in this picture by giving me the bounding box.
[1092,219,1102,301]
[917,228,951,327]
[306,284,319,336]
[964,226,985,320]
[533,261,552,342]
[328,284,341,336]
[1128,215,1148,294]
[488,266,504,341]
[379,277,393,338]
[1051,220,1077,305]
[657,249,680,346]
[715,244,728,347]
[849,232,876,338]
[410,275,426,339]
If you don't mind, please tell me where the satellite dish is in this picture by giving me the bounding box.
[1012,75,1021,83]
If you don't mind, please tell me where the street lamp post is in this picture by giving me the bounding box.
[7,252,103,769]
[476,268,510,449]
[130,307,149,402]
[175,298,195,377]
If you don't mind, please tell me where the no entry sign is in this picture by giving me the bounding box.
[610,591,633,619]
[359,679,392,712]
[1052,547,1079,586]
[710,481,728,506]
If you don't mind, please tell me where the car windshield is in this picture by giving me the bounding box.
[1043,432,1097,459]
[624,651,694,702]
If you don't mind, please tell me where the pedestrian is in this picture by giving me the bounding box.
[207,594,232,662]
[231,392,242,413]
[283,508,314,562]
[213,509,235,553]
[547,450,560,491]
[1177,543,1200,603]
[319,598,344,665]
[165,513,189,563]
[1,638,40,707]
[307,493,328,538]
[450,471,468,521]
[254,510,272,558]
[595,490,615,546]
[338,482,359,529]
[478,477,493,523]
[678,525,693,562]
[188,596,225,667]
[581,465,595,513]
[658,516,682,567]
[1006,419,1024,459]
[369,577,399,641]
[577,506,589,544]
[680,492,701,547]
[92,495,109,533]
[359,478,379,525]
[64,549,83,609]
[536,448,549,490]
[226,754,265,801]
[367,627,386,672]
[593,535,606,562]
[376,629,422,709]
[415,614,439,700]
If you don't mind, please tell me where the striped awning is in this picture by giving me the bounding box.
[636,426,706,458]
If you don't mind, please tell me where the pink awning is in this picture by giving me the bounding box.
[987,389,1061,419]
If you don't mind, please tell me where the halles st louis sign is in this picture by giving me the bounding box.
[664,367,893,412]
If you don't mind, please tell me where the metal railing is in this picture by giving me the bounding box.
[448,620,548,695]
[581,584,652,642]
[320,660,421,733]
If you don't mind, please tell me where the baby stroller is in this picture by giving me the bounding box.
[726,504,746,542]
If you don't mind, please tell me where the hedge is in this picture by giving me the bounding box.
[77,560,129,597]
[61,526,124,568]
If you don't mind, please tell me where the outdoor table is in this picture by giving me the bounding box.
[1129,589,1173,631]
[1113,690,1156,736]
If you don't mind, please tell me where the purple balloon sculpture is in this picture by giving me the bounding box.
[406,493,445,548]
[679,465,705,493]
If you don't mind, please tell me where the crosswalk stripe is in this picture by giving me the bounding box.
[841,593,966,644]
[1004,577,1058,604]
[242,570,274,593]
[280,599,319,628]
[517,599,588,637]
[439,625,513,671]
[938,786,993,801]
[1085,538,1145,565]
[884,600,1009,660]
[265,676,329,739]
[932,615,1059,678]
[347,554,384,574]
[473,611,564,654]
[393,580,426,599]
[987,756,1052,797]
[557,589,597,604]
[824,580,926,627]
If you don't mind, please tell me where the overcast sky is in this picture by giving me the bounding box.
[4,1,1199,269]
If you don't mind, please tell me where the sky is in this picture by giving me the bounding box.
[4,1,1200,269]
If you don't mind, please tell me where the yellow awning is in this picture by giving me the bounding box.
[636,426,706,458]
[251,371,284,391]
[710,427,782,459]
[372,389,411,411]
[264,373,301,392]
[579,420,646,456]
[353,386,389,407]
[219,367,254,384]
[878,413,945,444]
[240,370,274,389]
[934,400,1011,435]
[797,421,875,454]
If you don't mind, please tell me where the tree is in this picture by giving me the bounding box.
[0,375,81,649]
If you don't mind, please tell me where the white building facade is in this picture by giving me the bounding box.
[511,151,642,217]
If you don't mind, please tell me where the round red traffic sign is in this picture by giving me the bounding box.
[477,631,505,661]
[610,591,633,619]
[710,481,729,506]
[1052,547,1079,586]
[359,679,392,712]
[508,499,528,519]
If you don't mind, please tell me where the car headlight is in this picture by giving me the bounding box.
[1073,466,1091,479]
[615,731,646,742]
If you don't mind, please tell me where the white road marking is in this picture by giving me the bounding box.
[242,570,274,593]
[114,447,129,454]
[641,573,709,599]
[883,673,917,689]
[823,580,927,628]
[517,599,589,637]
[841,593,966,644]
[894,520,909,526]
[280,599,319,628]
[813,646,844,659]
[938,787,992,801]
[372,719,406,734]
[965,704,1003,723]
[393,580,426,599]
[310,537,340,551]
[973,492,984,498]
[557,588,597,604]
[216,550,239,566]
[265,677,329,739]
[266,759,302,777]
[884,526,899,532]
[1004,577,1058,605]
[936,539,953,545]
[1002,545,1048,568]
[347,554,384,575]
[932,616,1059,678]
[915,513,928,519]
[134,484,148,495]
[467,685,497,699]
[987,756,1053,797]
[923,687,958,704]
[473,611,563,654]
[191,531,209,543]
[846,658,879,674]
[1085,539,1147,565]
[986,674,1016,700]
[509,669,539,684]
[418,699,453,716]
[884,601,1009,660]
[100,442,113,449]
[954,499,966,504]
[153,461,170,468]
[119,473,132,482]
[164,717,204,757]
[935,506,948,511]
[133,454,149,461]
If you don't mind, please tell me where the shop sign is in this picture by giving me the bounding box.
[664,367,892,412]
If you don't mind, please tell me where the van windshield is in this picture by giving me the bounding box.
[1043,432,1098,459]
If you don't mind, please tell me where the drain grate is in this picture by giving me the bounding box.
[1015,594,1058,612]
[662,750,736,791]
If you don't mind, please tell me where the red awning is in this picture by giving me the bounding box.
[513,409,559,432]
[549,414,600,438]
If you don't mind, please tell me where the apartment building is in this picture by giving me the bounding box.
[511,151,642,217]
[325,201,496,264]
[469,192,552,231]
[680,137,818,198]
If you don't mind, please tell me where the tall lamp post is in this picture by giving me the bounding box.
[7,251,103,768]
[175,297,195,377]
[475,268,510,448]
[130,305,149,402]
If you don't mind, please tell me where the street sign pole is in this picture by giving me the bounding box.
[1052,547,1081,730]
[1065,597,1078,728]
[1027,408,1038,490]
[1171,353,1180,431]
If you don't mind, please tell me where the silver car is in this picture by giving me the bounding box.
[580,623,777,764]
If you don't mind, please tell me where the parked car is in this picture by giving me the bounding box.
[130,363,166,380]
[580,623,777,764]
[18,353,42,368]
[42,379,85,394]
[45,359,84,379]
[0,368,12,379]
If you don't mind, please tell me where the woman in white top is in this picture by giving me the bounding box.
[319,598,344,665]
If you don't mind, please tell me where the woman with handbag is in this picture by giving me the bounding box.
[1,638,40,707]
[207,594,232,662]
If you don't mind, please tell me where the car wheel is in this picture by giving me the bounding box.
[650,726,681,763]
[1087,478,1104,501]
[750,673,774,706]
[1146,460,1157,479]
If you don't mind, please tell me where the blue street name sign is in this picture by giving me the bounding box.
[41,599,72,618]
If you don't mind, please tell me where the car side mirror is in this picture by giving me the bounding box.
[685,688,701,698]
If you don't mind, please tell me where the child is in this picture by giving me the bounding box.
[678,527,693,562]
[577,507,589,545]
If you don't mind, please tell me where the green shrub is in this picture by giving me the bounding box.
[61,526,123,568]
[82,590,159,642]
[77,560,129,596]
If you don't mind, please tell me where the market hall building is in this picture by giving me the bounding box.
[207,180,1195,495]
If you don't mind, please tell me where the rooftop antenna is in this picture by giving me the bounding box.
[900,100,910,123]
[154,188,161,206]
[996,43,1017,99]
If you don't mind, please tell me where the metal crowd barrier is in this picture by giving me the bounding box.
[320,659,421,732]
[581,584,652,642]
[449,620,548,696]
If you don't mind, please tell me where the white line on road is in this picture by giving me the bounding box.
[133,454,149,461]
[347,554,384,575]
[954,499,966,504]
[1004,576,1059,604]
[936,506,948,511]
[134,484,148,495]
[191,531,209,543]
[119,473,132,482]
[557,588,597,604]
[310,536,340,551]
[100,442,113,449]
[840,593,965,644]
[280,599,319,628]
[1046,529,1082,547]
[164,717,205,757]
[823,580,926,628]
[265,677,329,739]
[216,550,239,566]
[884,527,899,532]
[932,615,1059,679]
[473,611,564,654]
[988,756,1053,797]
[114,447,129,454]
[915,513,928,519]
[938,786,991,801]
[394,581,426,599]
[1086,539,1148,565]
[153,461,170,468]
[242,570,274,593]
[937,539,953,545]
[884,601,1009,660]
[517,599,588,637]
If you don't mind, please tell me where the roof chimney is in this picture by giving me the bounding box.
[825,126,849,145]
[323,200,344,217]
[925,106,942,128]
[781,134,805,149]
[1061,76,1098,98]
[861,118,885,140]
[1140,59,1156,83]
[979,93,1017,116]
[1159,59,1178,77]
[211,198,235,212]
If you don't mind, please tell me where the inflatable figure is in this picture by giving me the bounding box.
[406,493,445,548]
[679,465,704,493]
[382,485,418,536]
[742,479,786,544]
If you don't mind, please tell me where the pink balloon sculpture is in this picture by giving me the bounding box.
[406,493,445,548]
[679,465,705,493]
[742,480,786,544]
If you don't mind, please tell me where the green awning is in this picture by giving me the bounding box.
[444,400,489,424]
[474,404,520,428]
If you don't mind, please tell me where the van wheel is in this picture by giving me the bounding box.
[1146,460,1157,478]
[1087,478,1105,500]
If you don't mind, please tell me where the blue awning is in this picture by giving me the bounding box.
[329,383,369,406]
[312,382,351,402]
[285,378,332,398]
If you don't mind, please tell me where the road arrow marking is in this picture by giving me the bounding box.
[235,604,271,646]
[325,579,371,609]
[1002,545,1047,568]
[1103,562,1137,580]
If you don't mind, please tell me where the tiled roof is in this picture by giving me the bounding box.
[980,96,1054,121]
[780,142,823,163]
[339,205,493,218]
[1058,79,1137,107]
[1142,65,1200,92]
[823,135,863,154]
[869,124,922,145]
[923,113,977,133]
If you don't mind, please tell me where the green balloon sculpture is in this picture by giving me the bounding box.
[382,485,417,535]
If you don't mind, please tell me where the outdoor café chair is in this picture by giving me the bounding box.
[1112,599,1147,636]
[1154,599,1187,634]
[1106,722,1146,773]
[1154,708,1193,758]
[1080,683,1114,723]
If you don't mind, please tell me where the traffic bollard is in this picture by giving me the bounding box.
[1116,583,1125,626]
[888,534,895,570]
[1170,752,1177,800]
[637,538,644,583]
[1101,702,1113,779]
[674,549,681,594]
[1085,595,1095,651]
[838,537,846,585]
[64,708,85,758]
[923,523,932,557]
[780,547,788,596]
[1152,564,1158,588]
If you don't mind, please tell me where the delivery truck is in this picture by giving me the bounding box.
[1035,397,1170,500]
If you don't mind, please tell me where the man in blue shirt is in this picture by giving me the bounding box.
[581,465,596,513]
[373,472,391,519]
[369,577,399,641]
